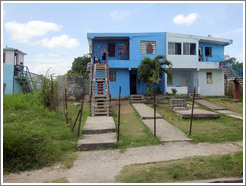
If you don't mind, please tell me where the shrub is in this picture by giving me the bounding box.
[171,88,177,95]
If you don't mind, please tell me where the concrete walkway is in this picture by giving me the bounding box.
[4,140,242,183]
[132,103,162,119]
[173,108,220,119]
[196,99,243,120]
[195,99,227,110]
[142,119,191,142]
[132,103,191,142]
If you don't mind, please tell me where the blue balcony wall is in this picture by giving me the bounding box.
[88,32,166,69]
[199,42,224,62]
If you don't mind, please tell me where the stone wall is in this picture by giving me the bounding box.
[57,75,88,101]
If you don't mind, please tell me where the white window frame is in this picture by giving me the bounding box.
[109,71,116,82]
[168,42,181,55]
[206,72,212,84]
[183,43,196,55]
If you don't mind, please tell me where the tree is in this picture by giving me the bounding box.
[67,54,91,78]
[138,55,172,95]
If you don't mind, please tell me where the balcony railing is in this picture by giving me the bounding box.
[199,55,224,62]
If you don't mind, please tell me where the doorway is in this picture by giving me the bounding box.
[130,73,137,94]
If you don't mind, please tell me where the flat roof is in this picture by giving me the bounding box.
[3,47,27,55]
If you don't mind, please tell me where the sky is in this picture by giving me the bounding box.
[2,1,244,76]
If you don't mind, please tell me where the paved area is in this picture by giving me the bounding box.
[216,110,243,120]
[195,99,227,110]
[132,103,162,119]
[173,108,220,119]
[4,140,242,183]
[77,116,117,150]
[142,119,191,142]
[82,116,116,134]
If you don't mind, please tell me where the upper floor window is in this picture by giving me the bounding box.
[141,41,156,54]
[205,47,212,57]
[109,71,116,82]
[108,43,115,57]
[3,53,5,63]
[168,42,181,55]
[183,43,196,55]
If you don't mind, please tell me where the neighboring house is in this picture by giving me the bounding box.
[87,32,232,98]
[3,47,38,94]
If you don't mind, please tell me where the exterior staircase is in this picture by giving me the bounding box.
[130,94,145,103]
[89,64,111,116]
[15,65,36,93]
[220,62,243,86]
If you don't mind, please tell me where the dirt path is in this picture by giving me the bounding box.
[3,140,243,183]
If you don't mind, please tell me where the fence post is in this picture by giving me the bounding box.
[154,83,156,137]
[117,86,121,141]
[189,88,196,136]
[64,88,68,124]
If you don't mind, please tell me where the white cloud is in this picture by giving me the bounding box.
[41,34,80,49]
[5,21,62,44]
[108,10,131,21]
[48,53,60,57]
[29,62,72,76]
[214,28,243,37]
[173,13,198,26]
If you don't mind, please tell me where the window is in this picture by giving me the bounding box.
[183,43,196,55]
[168,42,181,55]
[3,53,5,63]
[109,71,116,82]
[108,43,115,57]
[141,41,156,54]
[206,72,212,84]
[205,47,212,57]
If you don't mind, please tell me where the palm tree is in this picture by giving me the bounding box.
[138,55,172,137]
[138,55,172,94]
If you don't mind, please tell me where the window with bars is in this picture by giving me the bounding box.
[206,72,212,84]
[109,71,116,82]
[141,41,156,54]
[168,42,181,55]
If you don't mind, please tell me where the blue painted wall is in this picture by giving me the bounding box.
[109,68,130,98]
[199,42,224,62]
[3,64,23,94]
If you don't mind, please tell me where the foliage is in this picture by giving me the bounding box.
[67,54,91,78]
[40,71,58,110]
[171,88,177,95]
[3,92,80,173]
[116,151,243,183]
[138,55,172,94]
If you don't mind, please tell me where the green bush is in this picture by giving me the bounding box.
[3,92,77,173]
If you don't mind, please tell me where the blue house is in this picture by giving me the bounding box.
[3,47,38,94]
[87,32,232,97]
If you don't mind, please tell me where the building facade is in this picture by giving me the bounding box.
[3,47,26,94]
[87,32,232,97]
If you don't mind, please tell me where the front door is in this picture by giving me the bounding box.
[130,73,137,94]
[188,71,198,93]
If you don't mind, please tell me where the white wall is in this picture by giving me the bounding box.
[166,86,188,94]
[198,69,224,96]
[4,51,25,65]
[166,33,198,69]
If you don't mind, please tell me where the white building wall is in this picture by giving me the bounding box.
[5,51,15,65]
[166,32,199,69]
[198,69,224,96]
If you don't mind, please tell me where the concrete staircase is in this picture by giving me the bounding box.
[130,94,145,103]
[220,65,243,86]
[77,117,117,150]
[89,64,111,116]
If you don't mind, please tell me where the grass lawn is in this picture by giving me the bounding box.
[155,103,243,143]
[111,100,161,149]
[3,91,90,173]
[115,151,243,183]
[203,97,243,114]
